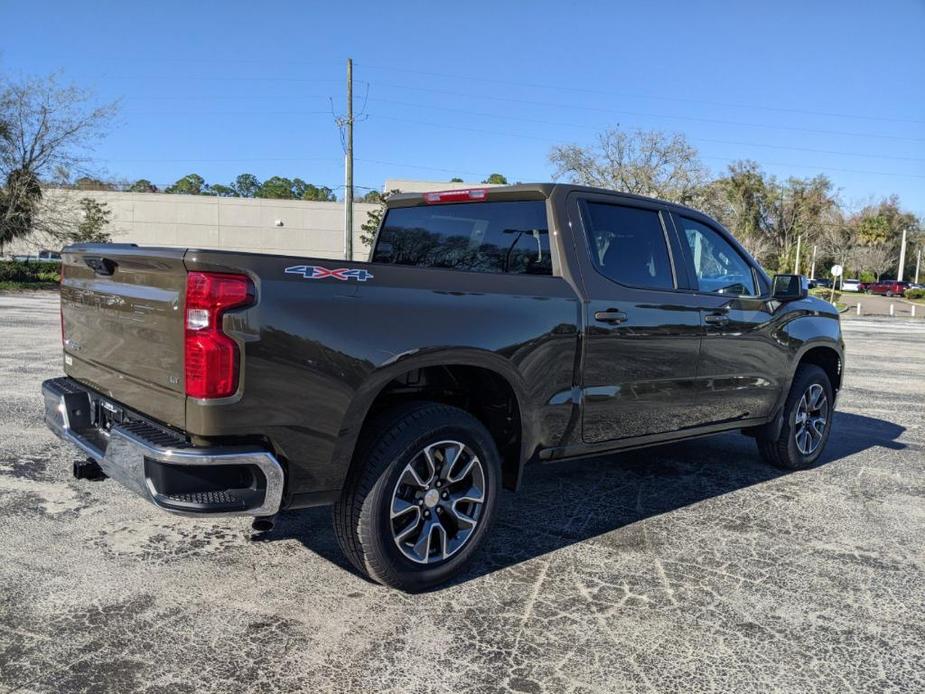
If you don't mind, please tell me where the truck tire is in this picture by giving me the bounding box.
[757,364,834,470]
[332,402,501,591]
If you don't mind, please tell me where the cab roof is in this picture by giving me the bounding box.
[386,183,712,218]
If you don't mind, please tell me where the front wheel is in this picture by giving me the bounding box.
[333,402,501,591]
[757,364,834,469]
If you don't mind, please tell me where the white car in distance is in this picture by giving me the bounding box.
[841,279,861,292]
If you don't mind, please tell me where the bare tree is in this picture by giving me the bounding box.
[549,128,709,206]
[853,244,896,280]
[0,73,118,251]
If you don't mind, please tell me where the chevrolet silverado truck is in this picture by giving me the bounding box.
[43,184,844,591]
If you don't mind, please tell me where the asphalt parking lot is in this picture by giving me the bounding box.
[1,291,923,693]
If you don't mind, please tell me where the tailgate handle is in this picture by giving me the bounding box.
[84,256,117,276]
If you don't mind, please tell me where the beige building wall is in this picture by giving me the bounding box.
[11,190,378,261]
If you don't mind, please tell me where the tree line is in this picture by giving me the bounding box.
[550,129,922,281]
[70,173,348,202]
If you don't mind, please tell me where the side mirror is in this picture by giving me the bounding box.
[772,274,808,301]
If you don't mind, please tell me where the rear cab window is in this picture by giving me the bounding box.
[373,200,552,275]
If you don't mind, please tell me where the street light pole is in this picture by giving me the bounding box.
[916,249,922,284]
[794,235,802,275]
[897,225,907,281]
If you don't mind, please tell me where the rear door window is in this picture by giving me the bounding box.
[581,201,675,290]
[373,200,552,275]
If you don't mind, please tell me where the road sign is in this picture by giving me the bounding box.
[831,264,843,277]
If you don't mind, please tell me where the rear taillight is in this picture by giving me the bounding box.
[422,189,488,204]
[184,272,253,399]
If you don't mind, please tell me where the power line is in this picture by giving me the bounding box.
[122,110,332,116]
[103,156,342,163]
[356,158,484,177]
[122,94,332,101]
[355,61,925,126]
[100,74,351,85]
[365,115,925,179]
[365,96,925,163]
[107,69,925,140]
[698,155,925,179]
[367,80,925,144]
[116,92,925,163]
[97,55,925,127]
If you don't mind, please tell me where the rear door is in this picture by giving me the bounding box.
[568,194,703,443]
[669,213,784,423]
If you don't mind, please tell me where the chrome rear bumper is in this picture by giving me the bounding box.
[42,377,284,517]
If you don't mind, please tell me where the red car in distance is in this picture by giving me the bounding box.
[867,280,911,296]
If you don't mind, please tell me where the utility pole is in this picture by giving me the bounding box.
[916,248,921,284]
[344,58,354,261]
[810,244,817,280]
[897,225,907,281]
[794,235,802,275]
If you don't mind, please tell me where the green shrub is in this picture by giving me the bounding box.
[859,271,876,283]
[0,260,61,283]
[905,288,925,300]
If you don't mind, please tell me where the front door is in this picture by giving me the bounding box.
[669,213,786,423]
[570,195,704,443]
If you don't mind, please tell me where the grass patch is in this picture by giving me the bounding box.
[0,281,59,291]
[809,288,847,312]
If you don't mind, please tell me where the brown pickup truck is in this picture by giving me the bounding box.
[43,184,844,590]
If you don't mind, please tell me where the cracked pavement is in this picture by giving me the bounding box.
[1,292,923,693]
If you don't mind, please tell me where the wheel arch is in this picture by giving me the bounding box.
[796,343,843,395]
[759,338,843,442]
[330,350,537,495]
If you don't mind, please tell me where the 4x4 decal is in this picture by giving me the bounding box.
[285,265,374,282]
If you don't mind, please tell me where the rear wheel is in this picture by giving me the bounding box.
[757,364,834,469]
[333,402,501,591]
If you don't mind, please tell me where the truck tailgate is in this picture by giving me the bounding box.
[60,245,188,428]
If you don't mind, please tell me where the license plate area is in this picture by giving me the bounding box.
[91,397,125,433]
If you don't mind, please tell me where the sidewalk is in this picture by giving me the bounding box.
[837,292,924,319]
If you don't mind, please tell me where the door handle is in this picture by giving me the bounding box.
[594,309,628,324]
[704,312,730,325]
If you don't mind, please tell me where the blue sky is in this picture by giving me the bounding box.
[2,0,924,214]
